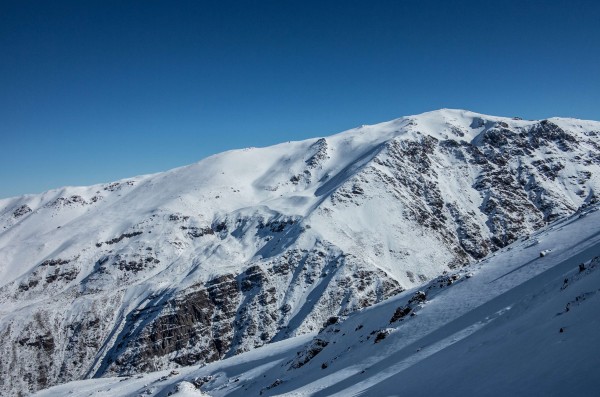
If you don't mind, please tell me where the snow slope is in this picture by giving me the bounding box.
[2,109,600,395]
[34,203,600,397]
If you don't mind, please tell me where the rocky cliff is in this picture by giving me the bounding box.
[1,109,599,395]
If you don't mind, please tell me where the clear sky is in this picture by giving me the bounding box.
[1,0,599,198]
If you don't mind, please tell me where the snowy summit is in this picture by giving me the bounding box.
[1,109,600,396]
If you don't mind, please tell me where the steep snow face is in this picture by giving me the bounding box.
[2,109,600,395]
[33,204,600,397]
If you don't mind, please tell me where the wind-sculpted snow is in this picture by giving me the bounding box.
[1,109,600,395]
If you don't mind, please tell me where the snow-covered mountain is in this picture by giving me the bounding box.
[34,201,600,397]
[2,109,600,395]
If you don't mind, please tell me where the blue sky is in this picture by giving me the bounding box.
[1,0,599,198]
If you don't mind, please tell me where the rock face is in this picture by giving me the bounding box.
[1,109,600,395]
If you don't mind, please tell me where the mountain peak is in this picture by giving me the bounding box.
[2,110,600,395]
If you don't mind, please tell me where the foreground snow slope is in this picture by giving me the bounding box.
[35,203,600,397]
[2,109,600,395]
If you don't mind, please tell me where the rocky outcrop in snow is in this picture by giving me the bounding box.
[1,109,600,395]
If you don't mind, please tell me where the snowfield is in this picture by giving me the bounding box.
[34,203,600,396]
[1,109,600,395]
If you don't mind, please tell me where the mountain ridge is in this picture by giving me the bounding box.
[1,109,600,395]
[3,108,598,202]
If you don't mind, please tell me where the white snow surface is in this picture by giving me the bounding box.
[2,108,600,395]
[34,203,600,396]
[2,108,598,285]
